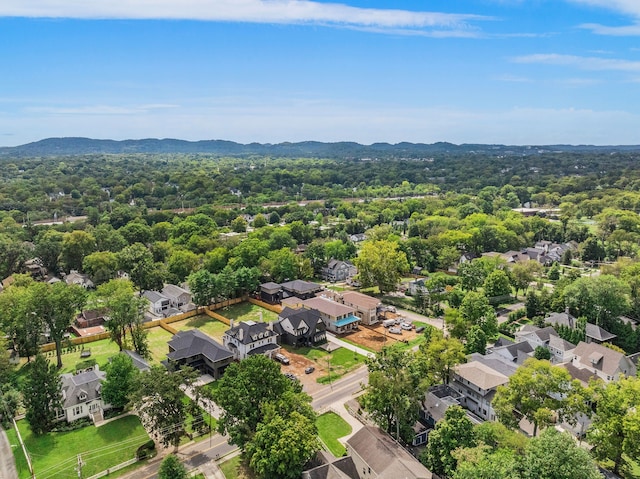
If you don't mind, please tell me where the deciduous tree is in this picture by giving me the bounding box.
[102,353,140,410]
[23,354,62,435]
[354,240,409,294]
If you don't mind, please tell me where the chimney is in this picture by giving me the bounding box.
[230,319,234,329]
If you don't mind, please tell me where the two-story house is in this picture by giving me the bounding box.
[166,329,234,379]
[570,341,637,383]
[161,283,192,309]
[59,365,110,423]
[223,320,280,360]
[340,291,381,326]
[450,353,518,421]
[301,296,360,334]
[321,259,357,283]
[275,307,327,347]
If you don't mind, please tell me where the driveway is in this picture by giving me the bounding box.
[0,425,18,479]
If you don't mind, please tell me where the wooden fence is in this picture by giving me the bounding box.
[248,297,282,314]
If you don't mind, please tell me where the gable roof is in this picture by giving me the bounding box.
[225,320,277,345]
[303,297,355,318]
[340,291,381,309]
[60,367,105,408]
[455,360,511,391]
[347,426,435,479]
[279,307,325,330]
[143,290,169,304]
[122,350,151,372]
[548,334,576,352]
[161,283,190,299]
[167,329,233,363]
[585,323,617,342]
[573,341,636,377]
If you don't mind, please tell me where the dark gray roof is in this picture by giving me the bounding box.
[260,281,281,291]
[347,426,435,479]
[143,290,168,303]
[281,280,323,294]
[303,456,359,479]
[279,307,325,331]
[61,367,106,408]
[122,350,150,372]
[585,323,617,342]
[167,329,233,363]
[492,341,534,364]
[225,320,277,345]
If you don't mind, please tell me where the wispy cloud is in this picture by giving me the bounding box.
[513,53,640,72]
[494,74,533,82]
[568,0,640,35]
[25,104,179,115]
[0,1,491,36]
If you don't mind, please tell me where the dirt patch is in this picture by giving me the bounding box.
[340,320,421,352]
[278,350,327,394]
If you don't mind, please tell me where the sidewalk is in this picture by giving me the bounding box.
[0,425,19,479]
[326,333,375,358]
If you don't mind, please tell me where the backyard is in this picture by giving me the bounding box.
[172,314,229,342]
[219,302,279,323]
[6,415,149,479]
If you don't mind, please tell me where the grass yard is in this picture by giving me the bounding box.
[10,415,149,479]
[219,302,279,323]
[172,315,229,341]
[182,395,217,444]
[42,338,120,374]
[220,455,257,479]
[317,412,352,457]
[146,326,174,364]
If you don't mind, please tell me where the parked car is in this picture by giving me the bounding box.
[284,372,298,381]
[415,326,426,333]
[400,322,413,331]
[274,353,290,365]
[305,366,315,374]
[382,319,396,328]
[388,327,402,335]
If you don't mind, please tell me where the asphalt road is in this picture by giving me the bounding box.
[0,425,19,479]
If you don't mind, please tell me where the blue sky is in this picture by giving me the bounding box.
[1,0,640,146]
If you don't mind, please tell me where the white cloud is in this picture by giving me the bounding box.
[580,22,640,36]
[568,0,640,17]
[0,0,490,35]
[512,53,640,72]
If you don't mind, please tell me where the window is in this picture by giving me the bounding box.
[73,406,83,416]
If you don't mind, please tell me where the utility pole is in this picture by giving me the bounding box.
[76,454,84,479]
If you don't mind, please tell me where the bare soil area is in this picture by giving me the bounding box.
[340,318,421,352]
[278,350,327,394]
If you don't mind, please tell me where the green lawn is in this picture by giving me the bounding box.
[220,455,257,479]
[219,303,279,323]
[172,315,229,341]
[10,415,149,479]
[146,326,174,364]
[282,345,366,384]
[317,412,352,457]
[182,395,217,444]
[42,338,121,374]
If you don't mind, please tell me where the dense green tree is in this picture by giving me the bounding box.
[354,240,409,294]
[459,291,498,338]
[458,260,487,291]
[452,445,518,479]
[167,249,200,284]
[362,346,425,442]
[212,355,297,449]
[563,275,629,329]
[417,329,466,384]
[158,454,188,479]
[23,354,62,435]
[102,353,139,410]
[588,376,640,475]
[131,366,197,450]
[520,428,601,479]
[483,269,512,298]
[30,281,87,368]
[493,358,589,436]
[245,392,319,479]
[118,243,165,292]
[97,279,148,352]
[34,229,64,275]
[60,230,96,272]
[83,251,119,285]
[420,405,476,478]
[465,325,487,354]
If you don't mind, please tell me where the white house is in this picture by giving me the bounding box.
[59,365,110,423]
[223,320,280,360]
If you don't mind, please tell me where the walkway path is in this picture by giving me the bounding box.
[326,333,375,358]
[0,425,18,479]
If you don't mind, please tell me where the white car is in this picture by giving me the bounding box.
[388,327,402,335]
[400,322,413,331]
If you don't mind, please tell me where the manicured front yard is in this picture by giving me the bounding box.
[219,302,279,323]
[172,314,229,341]
[146,326,175,364]
[317,412,352,457]
[220,455,257,479]
[9,415,149,479]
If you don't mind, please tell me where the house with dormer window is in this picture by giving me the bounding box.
[223,320,280,360]
[59,365,110,424]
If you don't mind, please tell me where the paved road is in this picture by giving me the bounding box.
[395,308,445,330]
[311,365,368,411]
[0,425,18,479]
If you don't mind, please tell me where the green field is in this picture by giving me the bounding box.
[8,415,149,479]
[317,412,352,457]
[172,314,229,341]
[219,302,279,323]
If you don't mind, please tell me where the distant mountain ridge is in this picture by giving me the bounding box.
[1,137,640,158]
